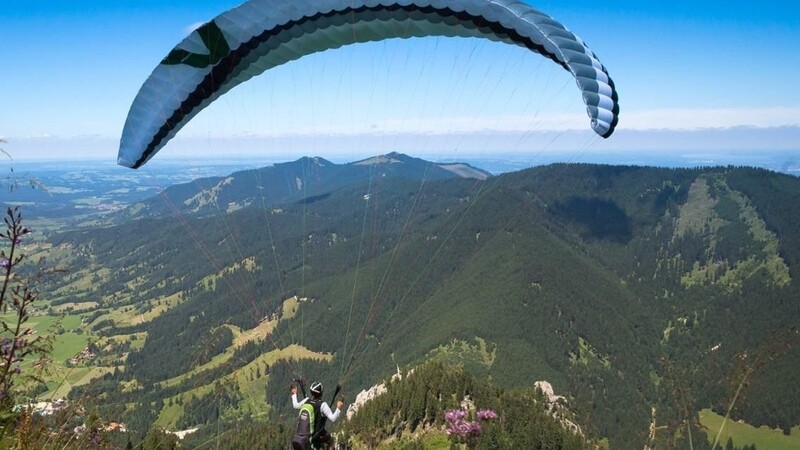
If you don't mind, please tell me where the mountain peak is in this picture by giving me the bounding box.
[351,152,409,166]
[349,152,490,179]
[286,156,334,167]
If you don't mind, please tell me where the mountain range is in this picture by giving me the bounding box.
[107,152,490,222]
[36,154,800,449]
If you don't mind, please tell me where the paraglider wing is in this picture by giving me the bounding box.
[118,0,619,169]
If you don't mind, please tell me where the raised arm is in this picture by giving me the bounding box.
[290,386,307,409]
[321,399,344,422]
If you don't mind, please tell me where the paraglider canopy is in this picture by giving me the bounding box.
[118,0,619,169]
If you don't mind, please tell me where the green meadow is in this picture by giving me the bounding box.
[700,409,800,450]
[2,312,92,398]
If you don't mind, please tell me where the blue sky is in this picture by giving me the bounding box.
[1,0,799,169]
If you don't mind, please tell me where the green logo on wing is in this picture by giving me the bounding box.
[162,21,231,68]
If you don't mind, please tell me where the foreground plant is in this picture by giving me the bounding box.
[0,207,52,411]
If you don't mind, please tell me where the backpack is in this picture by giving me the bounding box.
[292,399,323,450]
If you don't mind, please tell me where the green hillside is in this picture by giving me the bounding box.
[30,161,800,449]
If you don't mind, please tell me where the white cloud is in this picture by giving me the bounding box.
[180,112,588,139]
[4,106,798,164]
[8,134,56,141]
[619,106,800,131]
[3,125,798,168]
[355,106,800,134]
[180,106,800,138]
[4,134,109,142]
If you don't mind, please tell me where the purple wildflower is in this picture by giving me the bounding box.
[476,409,499,421]
[444,409,467,423]
[444,408,485,438]
[469,421,482,435]
[0,257,9,268]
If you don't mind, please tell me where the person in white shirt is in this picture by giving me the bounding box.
[291,382,344,450]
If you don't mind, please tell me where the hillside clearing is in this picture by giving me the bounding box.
[699,409,800,450]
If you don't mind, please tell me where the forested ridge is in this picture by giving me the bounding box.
[34,160,800,449]
[181,362,593,449]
